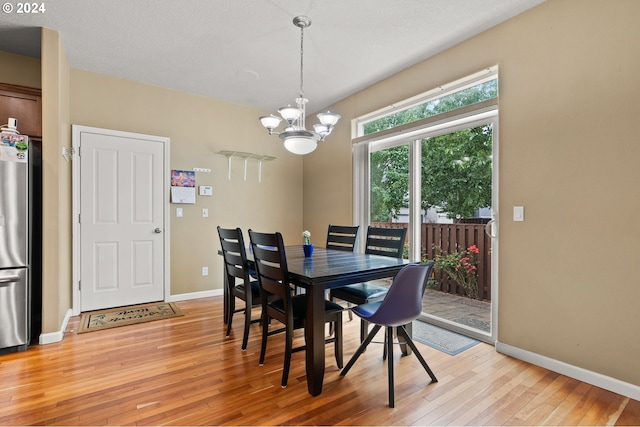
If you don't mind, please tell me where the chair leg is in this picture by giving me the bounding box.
[396,326,438,383]
[360,319,370,343]
[328,298,350,336]
[398,323,412,356]
[386,326,395,408]
[241,303,251,351]
[383,332,388,360]
[328,295,336,336]
[259,313,269,366]
[384,326,403,359]
[334,314,343,369]
[281,324,294,388]
[226,297,235,337]
[340,324,382,376]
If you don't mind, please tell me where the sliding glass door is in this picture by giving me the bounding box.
[418,123,494,341]
[362,116,497,343]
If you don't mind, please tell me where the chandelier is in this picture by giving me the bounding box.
[259,16,341,155]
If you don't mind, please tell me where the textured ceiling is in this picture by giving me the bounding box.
[0,0,545,113]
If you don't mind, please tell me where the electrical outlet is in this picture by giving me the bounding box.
[202,266,208,276]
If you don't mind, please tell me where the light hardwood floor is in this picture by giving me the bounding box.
[0,296,638,426]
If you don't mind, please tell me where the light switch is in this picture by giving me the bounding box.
[202,208,208,218]
[176,207,183,218]
[513,206,524,222]
[199,185,213,196]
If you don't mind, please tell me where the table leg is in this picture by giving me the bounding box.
[305,284,326,396]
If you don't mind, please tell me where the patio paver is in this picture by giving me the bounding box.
[422,288,491,332]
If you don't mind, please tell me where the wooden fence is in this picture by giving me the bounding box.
[370,222,492,301]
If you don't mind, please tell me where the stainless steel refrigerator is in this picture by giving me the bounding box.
[0,132,36,353]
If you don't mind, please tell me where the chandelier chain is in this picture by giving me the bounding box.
[299,24,305,99]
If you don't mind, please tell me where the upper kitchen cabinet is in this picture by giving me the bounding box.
[0,83,42,138]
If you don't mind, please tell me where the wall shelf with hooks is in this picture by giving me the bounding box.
[216,150,276,182]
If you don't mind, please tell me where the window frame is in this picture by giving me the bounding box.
[354,66,498,139]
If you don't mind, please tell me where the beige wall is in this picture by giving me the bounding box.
[305,0,640,386]
[40,28,72,334]
[0,50,41,88]
[70,69,304,296]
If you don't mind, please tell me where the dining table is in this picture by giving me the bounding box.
[235,245,413,396]
[219,245,415,396]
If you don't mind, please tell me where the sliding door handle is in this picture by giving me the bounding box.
[485,219,497,239]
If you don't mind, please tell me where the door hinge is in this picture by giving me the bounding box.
[78,280,81,290]
[78,214,81,224]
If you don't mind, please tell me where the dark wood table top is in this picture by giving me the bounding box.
[281,245,412,289]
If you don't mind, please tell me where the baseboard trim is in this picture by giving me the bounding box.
[496,341,640,401]
[39,309,73,345]
[166,289,223,302]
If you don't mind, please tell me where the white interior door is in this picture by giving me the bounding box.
[75,127,168,312]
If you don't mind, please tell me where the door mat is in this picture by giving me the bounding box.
[412,321,480,356]
[77,302,183,333]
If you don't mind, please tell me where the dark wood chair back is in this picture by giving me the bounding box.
[247,230,292,316]
[364,226,407,258]
[218,226,262,349]
[326,224,360,252]
[218,226,250,284]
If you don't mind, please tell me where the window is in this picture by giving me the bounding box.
[363,79,497,136]
[356,67,498,139]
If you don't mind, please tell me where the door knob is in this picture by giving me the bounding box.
[154,228,162,234]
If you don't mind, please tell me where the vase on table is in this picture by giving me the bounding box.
[303,243,314,258]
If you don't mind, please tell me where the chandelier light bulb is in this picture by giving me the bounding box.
[278,105,303,124]
[313,123,329,135]
[259,114,282,131]
[317,112,341,127]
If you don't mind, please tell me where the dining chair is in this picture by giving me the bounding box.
[340,262,438,408]
[248,229,344,388]
[217,226,261,351]
[325,224,359,252]
[330,226,407,341]
[325,224,360,336]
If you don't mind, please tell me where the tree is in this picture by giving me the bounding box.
[370,146,409,221]
[422,124,492,219]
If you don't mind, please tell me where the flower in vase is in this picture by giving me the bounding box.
[302,230,311,245]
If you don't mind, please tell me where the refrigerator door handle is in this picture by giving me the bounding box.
[0,275,20,286]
